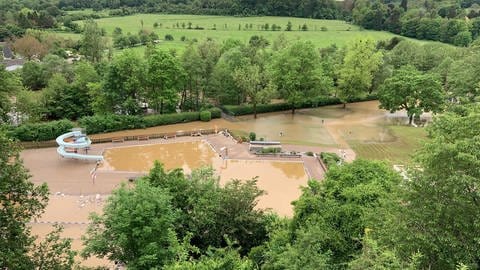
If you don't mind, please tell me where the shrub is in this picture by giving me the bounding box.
[249,132,256,141]
[306,151,314,156]
[261,147,281,154]
[320,152,341,168]
[208,107,221,119]
[164,34,174,41]
[200,110,212,122]
[9,119,75,141]
[180,36,186,41]
[321,26,328,31]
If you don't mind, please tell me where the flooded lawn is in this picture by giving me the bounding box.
[91,101,429,162]
[101,141,219,172]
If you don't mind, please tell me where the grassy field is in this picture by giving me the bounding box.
[59,14,423,51]
[347,125,428,164]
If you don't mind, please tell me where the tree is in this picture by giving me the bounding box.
[233,64,274,118]
[445,56,480,102]
[286,21,292,31]
[378,65,445,125]
[80,20,106,63]
[270,41,332,114]
[338,38,383,107]
[197,40,221,102]
[31,225,76,269]
[0,131,75,269]
[261,159,402,268]
[180,44,203,110]
[0,65,22,123]
[210,47,248,105]
[377,105,480,269]
[145,49,183,114]
[453,31,472,47]
[82,180,181,268]
[144,163,268,256]
[12,34,48,60]
[99,51,145,114]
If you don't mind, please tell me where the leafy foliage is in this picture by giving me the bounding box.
[378,65,445,124]
[0,130,74,269]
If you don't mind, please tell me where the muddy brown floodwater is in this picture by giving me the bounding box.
[91,101,425,148]
[101,141,220,173]
[218,159,308,217]
[22,101,428,268]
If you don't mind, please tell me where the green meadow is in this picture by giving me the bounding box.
[58,13,423,52]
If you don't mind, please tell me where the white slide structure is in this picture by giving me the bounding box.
[56,131,103,161]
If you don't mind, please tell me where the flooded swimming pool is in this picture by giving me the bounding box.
[101,141,219,172]
[218,159,308,216]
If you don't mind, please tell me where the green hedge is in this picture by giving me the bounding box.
[8,119,75,142]
[200,110,212,122]
[9,108,222,141]
[208,107,221,119]
[221,95,377,116]
[320,152,342,168]
[78,114,146,134]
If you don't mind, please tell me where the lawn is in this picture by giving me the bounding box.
[64,14,424,51]
[347,125,428,165]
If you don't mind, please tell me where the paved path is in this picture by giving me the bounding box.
[302,156,325,180]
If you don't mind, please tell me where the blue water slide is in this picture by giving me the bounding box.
[56,131,103,161]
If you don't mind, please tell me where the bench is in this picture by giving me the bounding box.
[137,135,149,141]
[111,137,125,143]
[254,152,277,156]
[280,154,302,158]
[163,133,176,139]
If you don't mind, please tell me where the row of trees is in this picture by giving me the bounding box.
[4,31,479,126]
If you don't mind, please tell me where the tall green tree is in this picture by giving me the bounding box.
[98,51,145,115]
[80,20,106,63]
[210,47,249,105]
[146,49,184,114]
[180,44,203,110]
[82,180,181,269]
[197,40,221,102]
[270,41,332,114]
[233,64,275,118]
[378,65,445,124]
[338,39,383,107]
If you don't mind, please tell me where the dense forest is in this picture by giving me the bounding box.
[352,0,480,46]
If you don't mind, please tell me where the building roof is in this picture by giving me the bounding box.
[2,46,14,59]
[3,59,25,71]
